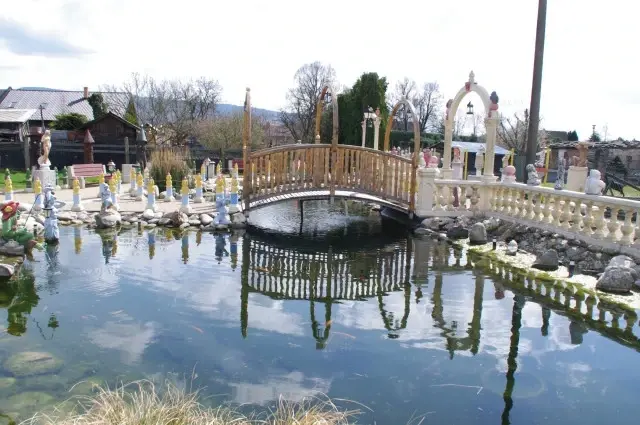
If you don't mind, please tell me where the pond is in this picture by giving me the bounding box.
[1,200,640,424]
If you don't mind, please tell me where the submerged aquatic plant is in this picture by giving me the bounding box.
[23,380,359,425]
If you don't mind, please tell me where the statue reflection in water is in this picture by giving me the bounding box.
[214,234,228,263]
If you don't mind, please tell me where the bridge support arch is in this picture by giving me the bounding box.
[384,98,421,215]
[442,71,500,180]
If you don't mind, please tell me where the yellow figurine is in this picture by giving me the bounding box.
[73,177,80,194]
[231,175,238,193]
[215,175,224,194]
[34,177,42,195]
[233,162,239,178]
[166,173,172,189]
[181,177,189,196]
[108,175,117,193]
[216,162,221,176]
[147,177,155,194]
[136,171,143,188]
[130,168,136,184]
[98,172,105,185]
[4,175,12,193]
[195,173,202,188]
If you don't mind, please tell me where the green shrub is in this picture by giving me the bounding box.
[149,148,190,192]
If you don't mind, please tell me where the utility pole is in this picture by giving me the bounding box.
[525,0,548,166]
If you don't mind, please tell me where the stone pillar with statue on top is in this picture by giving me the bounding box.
[566,141,591,192]
[32,130,57,190]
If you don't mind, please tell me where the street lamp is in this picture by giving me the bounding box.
[466,101,474,115]
[39,103,48,131]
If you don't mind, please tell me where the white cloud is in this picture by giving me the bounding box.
[0,0,637,139]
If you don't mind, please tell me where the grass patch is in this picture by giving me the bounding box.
[24,380,359,425]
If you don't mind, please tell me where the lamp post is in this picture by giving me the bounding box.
[362,106,377,148]
[136,126,148,171]
[466,102,474,115]
[39,103,48,131]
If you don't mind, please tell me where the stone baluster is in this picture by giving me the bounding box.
[71,177,84,212]
[470,186,480,212]
[165,173,174,202]
[624,313,637,333]
[592,204,607,239]
[129,167,137,196]
[560,198,572,230]
[194,174,204,203]
[532,193,542,222]
[444,185,453,211]
[582,201,594,237]
[541,194,552,225]
[33,177,43,211]
[606,207,621,243]
[519,190,529,220]
[436,185,445,211]
[135,172,144,201]
[109,175,120,211]
[179,177,192,214]
[570,200,582,232]
[597,305,607,323]
[585,296,596,320]
[550,196,562,227]
[621,208,635,245]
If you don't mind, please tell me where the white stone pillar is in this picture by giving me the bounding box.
[484,116,498,178]
[373,116,381,151]
[567,166,589,192]
[416,167,439,217]
[441,126,453,179]
[361,121,366,148]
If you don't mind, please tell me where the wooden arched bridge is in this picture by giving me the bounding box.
[240,87,422,215]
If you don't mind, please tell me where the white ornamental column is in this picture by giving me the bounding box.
[416,167,439,217]
[361,121,366,148]
[441,125,453,179]
[483,116,499,180]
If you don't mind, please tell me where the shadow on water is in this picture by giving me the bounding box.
[1,200,640,424]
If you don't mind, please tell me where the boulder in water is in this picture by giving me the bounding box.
[3,351,63,377]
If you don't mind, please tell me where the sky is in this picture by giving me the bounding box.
[0,0,638,140]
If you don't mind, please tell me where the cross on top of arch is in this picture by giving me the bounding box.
[468,71,475,84]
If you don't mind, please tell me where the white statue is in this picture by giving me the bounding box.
[526,164,541,186]
[38,129,52,169]
[99,182,114,213]
[584,169,605,195]
[451,145,463,180]
[475,148,484,176]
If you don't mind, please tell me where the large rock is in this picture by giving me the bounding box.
[421,217,453,231]
[0,241,24,256]
[200,214,213,226]
[533,249,559,271]
[596,266,637,294]
[163,211,188,226]
[0,263,15,277]
[446,225,469,240]
[608,255,636,269]
[142,209,155,220]
[468,223,488,245]
[94,211,122,229]
[231,212,247,229]
[3,351,63,377]
[2,391,54,411]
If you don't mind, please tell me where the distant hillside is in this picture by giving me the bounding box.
[216,103,279,120]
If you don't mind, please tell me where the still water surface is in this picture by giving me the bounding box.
[1,201,640,424]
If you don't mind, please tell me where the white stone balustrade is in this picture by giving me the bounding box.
[417,173,640,254]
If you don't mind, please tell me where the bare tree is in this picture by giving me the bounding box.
[103,73,222,145]
[279,62,336,143]
[413,82,442,133]
[388,77,417,131]
[194,111,265,155]
[471,113,486,139]
[497,109,543,153]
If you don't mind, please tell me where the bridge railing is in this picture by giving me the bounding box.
[247,144,413,207]
[417,170,640,253]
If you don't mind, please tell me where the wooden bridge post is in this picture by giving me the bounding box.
[242,88,252,213]
[330,87,339,201]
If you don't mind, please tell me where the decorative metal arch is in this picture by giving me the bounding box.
[314,85,340,147]
[383,97,421,215]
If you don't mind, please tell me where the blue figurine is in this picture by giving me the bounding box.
[43,186,59,243]
[213,197,230,226]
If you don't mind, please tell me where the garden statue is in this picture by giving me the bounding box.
[423,148,431,166]
[0,201,41,253]
[571,141,590,167]
[584,169,605,195]
[213,197,230,226]
[502,152,511,170]
[99,182,114,213]
[43,186,59,243]
[526,164,541,186]
[38,130,52,169]
[555,158,566,190]
[475,148,484,176]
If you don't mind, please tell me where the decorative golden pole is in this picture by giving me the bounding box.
[543,148,551,184]
[242,88,252,212]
